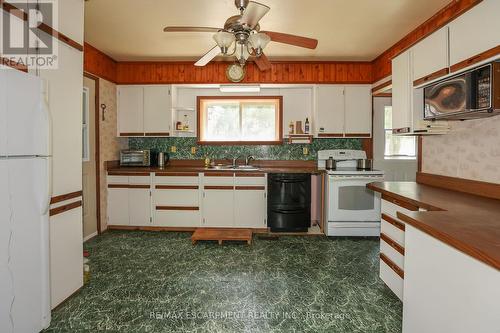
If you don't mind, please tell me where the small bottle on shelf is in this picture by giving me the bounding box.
[289,121,294,134]
[304,118,310,134]
[183,115,189,130]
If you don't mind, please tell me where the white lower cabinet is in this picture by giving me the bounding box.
[234,189,266,228]
[107,187,129,226]
[129,187,151,226]
[202,188,235,227]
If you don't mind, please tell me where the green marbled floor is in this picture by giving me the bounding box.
[45,231,402,333]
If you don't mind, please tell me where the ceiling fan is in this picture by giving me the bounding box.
[163,0,318,72]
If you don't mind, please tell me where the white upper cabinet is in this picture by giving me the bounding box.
[117,86,144,136]
[316,85,345,135]
[344,85,372,136]
[448,0,500,69]
[117,85,172,136]
[143,86,172,135]
[58,0,84,44]
[281,88,313,136]
[412,27,449,83]
[391,50,412,132]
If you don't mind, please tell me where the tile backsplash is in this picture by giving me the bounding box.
[128,137,363,160]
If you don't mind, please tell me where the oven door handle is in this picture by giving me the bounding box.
[272,208,306,214]
[329,176,384,182]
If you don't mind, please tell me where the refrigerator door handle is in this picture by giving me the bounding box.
[40,157,52,215]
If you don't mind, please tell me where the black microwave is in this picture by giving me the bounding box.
[423,62,500,120]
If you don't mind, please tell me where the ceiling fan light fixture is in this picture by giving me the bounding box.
[213,31,235,54]
[248,32,271,53]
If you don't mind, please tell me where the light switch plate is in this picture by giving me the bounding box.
[191,147,196,154]
[170,146,177,153]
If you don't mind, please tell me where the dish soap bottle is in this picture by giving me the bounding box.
[305,118,310,134]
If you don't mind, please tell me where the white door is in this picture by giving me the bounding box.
[328,176,381,222]
[316,85,345,134]
[4,69,48,156]
[0,160,11,330]
[234,189,266,228]
[108,187,129,226]
[344,85,372,135]
[144,86,171,135]
[392,51,412,131]
[203,189,234,227]
[128,188,151,226]
[118,86,144,135]
[4,157,51,332]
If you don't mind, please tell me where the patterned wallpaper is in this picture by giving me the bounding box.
[422,115,500,184]
[128,137,363,161]
[98,78,128,231]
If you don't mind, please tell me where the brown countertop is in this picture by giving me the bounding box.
[106,160,324,175]
[368,181,500,270]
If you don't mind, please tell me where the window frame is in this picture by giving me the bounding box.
[196,96,283,145]
[383,106,416,160]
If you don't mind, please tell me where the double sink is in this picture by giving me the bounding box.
[205,164,260,171]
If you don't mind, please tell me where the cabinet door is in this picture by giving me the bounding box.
[234,189,266,228]
[316,86,345,135]
[344,85,372,136]
[281,88,313,135]
[117,86,144,136]
[107,188,129,226]
[144,86,171,136]
[412,27,449,84]
[449,0,500,69]
[391,51,412,132]
[202,189,234,227]
[128,188,151,226]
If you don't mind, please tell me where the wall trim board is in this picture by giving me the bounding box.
[416,172,500,201]
[84,43,118,83]
[0,57,28,72]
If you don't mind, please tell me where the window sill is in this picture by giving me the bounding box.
[384,156,417,160]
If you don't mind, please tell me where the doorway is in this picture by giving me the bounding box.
[83,74,101,240]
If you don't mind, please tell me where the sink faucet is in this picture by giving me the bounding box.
[245,155,255,165]
[231,155,242,167]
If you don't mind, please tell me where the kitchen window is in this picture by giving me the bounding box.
[197,96,283,145]
[384,106,416,159]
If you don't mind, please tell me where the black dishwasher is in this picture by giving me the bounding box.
[267,173,311,232]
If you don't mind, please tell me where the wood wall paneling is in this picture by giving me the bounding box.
[83,43,118,83]
[371,0,483,82]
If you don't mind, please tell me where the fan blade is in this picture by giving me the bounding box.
[241,1,270,29]
[254,53,272,71]
[261,31,318,49]
[195,46,220,67]
[163,26,221,33]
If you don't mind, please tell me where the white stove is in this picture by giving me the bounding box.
[318,150,384,237]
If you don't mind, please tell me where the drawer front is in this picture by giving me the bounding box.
[381,215,405,247]
[203,176,234,186]
[107,175,128,184]
[129,175,151,185]
[382,198,417,219]
[235,176,266,186]
[154,210,200,227]
[154,188,199,206]
[154,175,200,186]
[380,238,405,269]
[380,259,404,301]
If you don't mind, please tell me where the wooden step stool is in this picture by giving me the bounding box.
[191,228,253,245]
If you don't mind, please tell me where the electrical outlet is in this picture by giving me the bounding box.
[191,147,196,154]
[303,147,309,155]
[170,146,177,153]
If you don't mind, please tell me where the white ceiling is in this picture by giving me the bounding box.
[84,0,450,62]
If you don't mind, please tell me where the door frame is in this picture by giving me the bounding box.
[83,72,101,235]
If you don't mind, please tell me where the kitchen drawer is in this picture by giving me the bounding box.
[129,175,151,185]
[381,196,418,219]
[154,174,199,186]
[154,209,200,227]
[381,214,405,247]
[380,257,404,301]
[380,234,405,269]
[153,188,199,206]
[235,175,266,186]
[107,175,128,184]
[203,176,234,186]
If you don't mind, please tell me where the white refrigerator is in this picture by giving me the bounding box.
[0,67,52,332]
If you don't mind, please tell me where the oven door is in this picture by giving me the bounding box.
[328,176,381,222]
